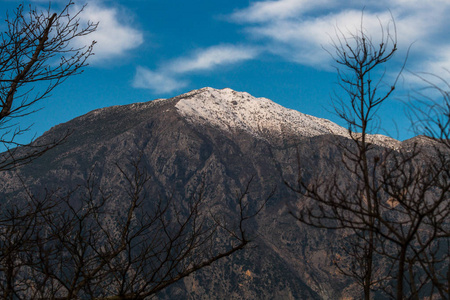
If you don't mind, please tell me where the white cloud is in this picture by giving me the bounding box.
[230,0,450,77]
[72,2,144,63]
[133,45,259,94]
[413,46,450,84]
[243,9,397,68]
[230,0,333,23]
[132,67,188,94]
[167,45,259,73]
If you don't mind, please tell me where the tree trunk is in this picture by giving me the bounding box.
[396,246,407,300]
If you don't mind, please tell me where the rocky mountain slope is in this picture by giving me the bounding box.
[0,87,409,299]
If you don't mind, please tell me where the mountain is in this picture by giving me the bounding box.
[1,87,406,299]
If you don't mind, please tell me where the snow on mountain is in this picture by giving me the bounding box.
[71,87,397,148]
[175,87,349,140]
[174,87,400,148]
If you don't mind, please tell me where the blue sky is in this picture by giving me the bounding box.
[2,0,450,142]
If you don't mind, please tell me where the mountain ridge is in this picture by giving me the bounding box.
[42,87,399,148]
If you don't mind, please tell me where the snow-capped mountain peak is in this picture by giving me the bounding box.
[175,87,349,140]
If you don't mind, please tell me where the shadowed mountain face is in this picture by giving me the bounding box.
[0,87,409,299]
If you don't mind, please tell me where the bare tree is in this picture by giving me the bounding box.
[0,156,271,299]
[288,14,450,300]
[0,189,58,299]
[0,1,96,298]
[0,1,96,170]
[408,72,450,299]
[288,14,400,299]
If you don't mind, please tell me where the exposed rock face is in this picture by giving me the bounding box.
[0,87,404,299]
